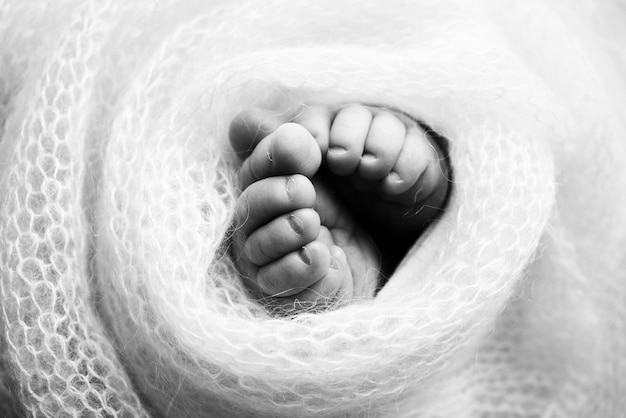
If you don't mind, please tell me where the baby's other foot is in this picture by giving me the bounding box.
[229,119,362,312]
[298,105,449,233]
[293,104,451,271]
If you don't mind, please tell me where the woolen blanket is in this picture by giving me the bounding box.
[1,0,625,416]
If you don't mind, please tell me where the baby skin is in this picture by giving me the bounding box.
[229,104,450,312]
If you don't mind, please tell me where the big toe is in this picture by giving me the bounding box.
[239,123,322,189]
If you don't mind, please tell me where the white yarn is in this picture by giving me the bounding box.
[1,0,625,417]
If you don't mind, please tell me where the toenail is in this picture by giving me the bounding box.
[329,146,347,154]
[329,256,339,270]
[387,171,402,183]
[361,153,377,163]
[299,246,311,265]
[288,214,305,235]
[286,176,297,200]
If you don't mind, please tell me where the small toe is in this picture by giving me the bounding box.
[234,174,316,237]
[314,245,353,304]
[264,245,353,314]
[357,110,405,180]
[243,208,321,266]
[256,240,331,297]
[380,125,435,199]
[327,105,372,176]
[286,245,353,310]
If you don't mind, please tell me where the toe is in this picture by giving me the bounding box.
[282,245,353,311]
[357,110,405,180]
[239,123,322,189]
[293,105,332,154]
[234,174,316,237]
[327,105,372,176]
[243,208,321,266]
[310,245,353,303]
[256,240,331,297]
[380,125,437,199]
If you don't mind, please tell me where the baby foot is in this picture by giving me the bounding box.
[229,118,377,313]
[228,103,450,312]
[294,104,450,270]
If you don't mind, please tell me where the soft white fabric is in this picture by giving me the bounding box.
[1,1,625,417]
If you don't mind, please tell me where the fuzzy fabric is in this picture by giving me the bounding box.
[1,0,625,417]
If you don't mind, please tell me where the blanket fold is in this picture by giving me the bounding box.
[1,1,624,417]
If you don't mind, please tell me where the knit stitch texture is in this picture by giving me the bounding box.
[0,1,625,417]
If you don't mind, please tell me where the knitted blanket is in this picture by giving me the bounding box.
[1,1,625,417]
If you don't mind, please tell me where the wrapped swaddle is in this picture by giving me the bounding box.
[1,0,624,416]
